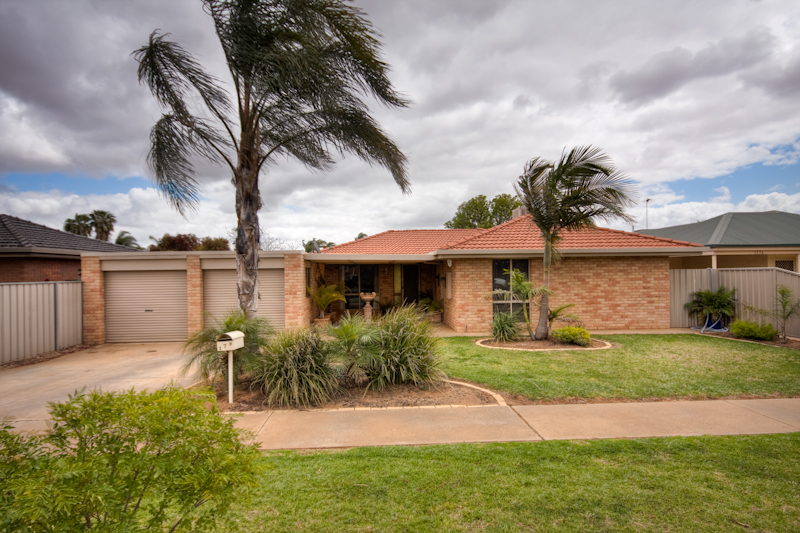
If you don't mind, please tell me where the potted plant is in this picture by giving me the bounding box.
[685,286,736,333]
[307,282,346,328]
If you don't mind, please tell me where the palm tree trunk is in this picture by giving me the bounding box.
[534,232,552,340]
[234,135,262,319]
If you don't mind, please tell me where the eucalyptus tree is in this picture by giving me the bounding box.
[515,146,636,340]
[135,0,409,317]
[63,214,93,237]
[88,210,117,241]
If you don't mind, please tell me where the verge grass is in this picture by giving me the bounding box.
[229,434,800,532]
[441,334,800,401]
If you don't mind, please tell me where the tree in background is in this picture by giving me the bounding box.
[114,230,142,249]
[88,209,116,241]
[63,213,93,237]
[444,193,521,229]
[515,146,636,339]
[135,0,409,318]
[303,238,336,253]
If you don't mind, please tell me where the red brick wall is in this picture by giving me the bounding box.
[529,256,671,330]
[284,254,311,328]
[81,256,105,345]
[443,259,493,333]
[0,258,81,282]
[187,256,203,336]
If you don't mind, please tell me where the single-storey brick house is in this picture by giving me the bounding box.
[79,214,705,344]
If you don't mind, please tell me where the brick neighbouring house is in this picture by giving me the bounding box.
[312,214,706,332]
[78,214,706,345]
[0,214,138,283]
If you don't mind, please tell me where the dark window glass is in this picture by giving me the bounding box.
[343,265,359,293]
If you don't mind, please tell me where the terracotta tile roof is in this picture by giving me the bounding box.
[322,229,486,254]
[446,215,703,249]
[0,214,139,253]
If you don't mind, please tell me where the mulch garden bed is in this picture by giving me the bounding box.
[216,381,497,412]
[699,331,800,350]
[478,337,609,350]
[0,345,90,372]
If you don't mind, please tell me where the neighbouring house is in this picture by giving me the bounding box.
[78,213,707,345]
[0,214,138,283]
[637,211,800,272]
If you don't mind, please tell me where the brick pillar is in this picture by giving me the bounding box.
[283,253,310,328]
[187,256,204,336]
[81,256,105,345]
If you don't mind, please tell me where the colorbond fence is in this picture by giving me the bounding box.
[0,281,82,364]
[670,268,800,337]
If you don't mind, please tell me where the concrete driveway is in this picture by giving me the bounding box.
[0,343,195,432]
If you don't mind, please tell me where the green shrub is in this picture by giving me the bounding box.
[249,328,339,407]
[367,304,445,390]
[550,326,591,347]
[0,387,260,533]
[492,311,519,342]
[729,319,779,341]
[182,309,274,388]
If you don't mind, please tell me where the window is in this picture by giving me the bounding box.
[492,259,530,318]
[342,265,378,309]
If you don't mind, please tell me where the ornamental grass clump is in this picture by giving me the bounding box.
[550,326,591,347]
[367,304,445,390]
[491,311,519,342]
[249,328,339,407]
[182,309,274,388]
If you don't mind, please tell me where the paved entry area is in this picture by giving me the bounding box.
[0,343,192,433]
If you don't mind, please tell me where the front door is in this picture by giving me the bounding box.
[402,264,419,303]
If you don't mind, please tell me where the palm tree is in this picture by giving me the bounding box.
[114,230,142,249]
[134,0,409,318]
[63,214,92,237]
[89,210,116,241]
[515,146,637,340]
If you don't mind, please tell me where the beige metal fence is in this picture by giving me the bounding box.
[670,268,800,337]
[0,281,83,364]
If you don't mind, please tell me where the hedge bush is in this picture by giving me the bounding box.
[729,319,779,341]
[550,326,591,347]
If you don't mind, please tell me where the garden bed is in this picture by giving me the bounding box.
[217,380,497,412]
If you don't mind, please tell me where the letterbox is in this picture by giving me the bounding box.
[215,331,245,352]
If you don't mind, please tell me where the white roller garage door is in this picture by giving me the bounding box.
[203,269,285,330]
[105,271,188,342]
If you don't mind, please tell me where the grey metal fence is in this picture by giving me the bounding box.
[0,281,83,364]
[670,268,800,337]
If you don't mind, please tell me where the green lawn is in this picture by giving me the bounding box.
[441,334,800,401]
[230,434,800,532]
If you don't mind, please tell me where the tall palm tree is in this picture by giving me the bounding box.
[134,0,409,317]
[63,214,93,237]
[89,210,117,241]
[515,146,637,340]
[114,230,142,249]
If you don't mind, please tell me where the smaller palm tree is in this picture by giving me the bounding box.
[89,210,116,241]
[114,231,141,249]
[63,214,92,237]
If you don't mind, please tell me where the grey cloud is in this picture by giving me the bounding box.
[609,28,776,105]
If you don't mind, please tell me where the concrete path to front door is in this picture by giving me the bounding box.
[0,342,194,433]
[234,398,800,450]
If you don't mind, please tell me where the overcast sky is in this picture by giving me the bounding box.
[1,0,799,248]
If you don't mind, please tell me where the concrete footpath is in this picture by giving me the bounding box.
[234,398,800,450]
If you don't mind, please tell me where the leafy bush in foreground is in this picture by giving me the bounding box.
[729,319,779,341]
[249,328,339,407]
[367,304,444,390]
[182,309,274,388]
[492,311,519,342]
[0,387,260,533]
[550,326,591,347]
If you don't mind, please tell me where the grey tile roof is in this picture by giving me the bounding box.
[0,214,140,253]
[638,211,800,247]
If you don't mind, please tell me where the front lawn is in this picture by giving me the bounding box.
[229,434,800,532]
[442,334,800,401]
